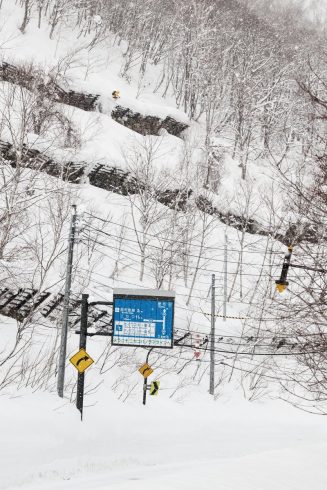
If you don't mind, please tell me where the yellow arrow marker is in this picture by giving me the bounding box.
[138,363,153,378]
[150,381,160,396]
[70,348,94,373]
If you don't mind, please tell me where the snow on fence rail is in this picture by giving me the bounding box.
[0,62,99,111]
[0,62,188,137]
[111,105,188,137]
[0,139,314,245]
[0,287,112,330]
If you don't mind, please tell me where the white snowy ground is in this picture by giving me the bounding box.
[1,386,327,490]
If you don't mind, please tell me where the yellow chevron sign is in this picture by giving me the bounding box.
[150,381,160,395]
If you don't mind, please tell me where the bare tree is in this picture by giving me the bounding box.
[124,137,165,281]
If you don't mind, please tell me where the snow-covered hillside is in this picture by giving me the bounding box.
[1,1,327,489]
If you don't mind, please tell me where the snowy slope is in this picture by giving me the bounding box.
[0,2,326,489]
[0,0,314,403]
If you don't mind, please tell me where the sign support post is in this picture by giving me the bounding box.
[142,347,154,406]
[76,293,89,420]
[143,376,148,406]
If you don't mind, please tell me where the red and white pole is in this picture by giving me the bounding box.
[194,333,201,360]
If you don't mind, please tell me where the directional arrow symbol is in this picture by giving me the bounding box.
[138,363,153,378]
[76,355,89,366]
[150,380,160,395]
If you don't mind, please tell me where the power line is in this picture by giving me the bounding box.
[78,266,325,324]
[82,225,282,269]
[82,228,322,284]
[84,214,326,266]
[77,269,272,320]
[80,233,288,279]
[80,270,274,333]
[78,260,327,328]
[78,277,327,355]
[171,340,327,357]
[175,326,327,341]
[77,265,268,307]
[83,213,287,255]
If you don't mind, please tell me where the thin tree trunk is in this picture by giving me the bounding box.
[20,0,31,34]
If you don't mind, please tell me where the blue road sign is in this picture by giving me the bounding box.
[112,289,175,348]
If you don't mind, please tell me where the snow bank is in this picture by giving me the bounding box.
[1,388,327,490]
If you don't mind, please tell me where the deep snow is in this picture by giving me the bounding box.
[1,389,327,490]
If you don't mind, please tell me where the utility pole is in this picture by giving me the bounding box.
[57,204,77,398]
[77,294,89,420]
[209,274,216,396]
[223,232,228,321]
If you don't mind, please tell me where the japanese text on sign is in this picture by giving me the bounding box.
[112,290,174,348]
